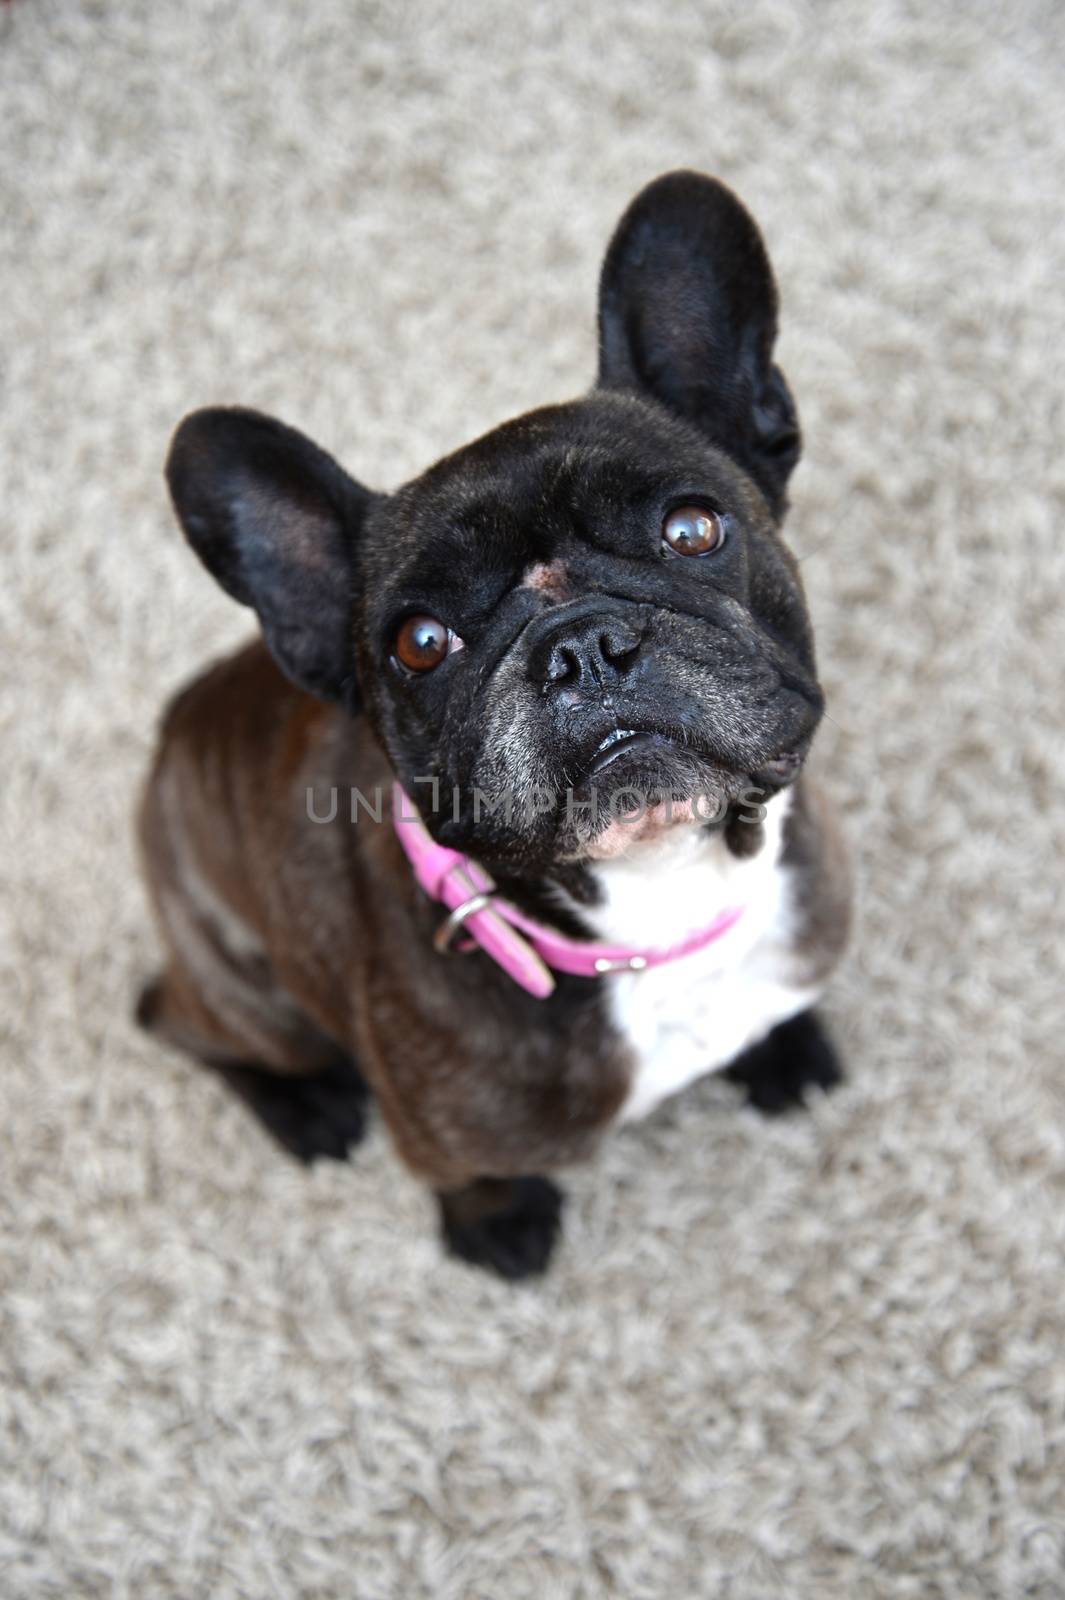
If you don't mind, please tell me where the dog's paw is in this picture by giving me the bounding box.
[440,1176,564,1280]
[725,1009,843,1115]
[219,1056,370,1163]
[134,975,164,1031]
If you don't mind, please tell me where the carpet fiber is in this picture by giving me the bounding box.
[3,2,1065,1595]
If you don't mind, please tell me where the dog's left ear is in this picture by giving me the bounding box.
[166,407,374,705]
[597,170,800,513]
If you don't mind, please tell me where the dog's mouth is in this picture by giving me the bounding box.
[575,725,724,793]
[583,728,809,790]
[584,727,683,777]
[555,725,732,861]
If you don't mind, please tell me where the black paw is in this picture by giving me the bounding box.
[725,1009,843,1115]
[134,976,163,1031]
[219,1055,370,1163]
[439,1176,564,1280]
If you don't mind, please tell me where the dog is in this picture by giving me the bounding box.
[137,171,851,1279]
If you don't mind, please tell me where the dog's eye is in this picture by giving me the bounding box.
[662,505,726,557]
[393,615,455,673]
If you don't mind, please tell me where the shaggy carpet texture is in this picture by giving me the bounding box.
[3,2,1065,1596]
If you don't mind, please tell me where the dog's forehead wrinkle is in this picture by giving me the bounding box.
[424,411,712,520]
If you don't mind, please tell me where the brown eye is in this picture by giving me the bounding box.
[394,614,452,673]
[662,505,726,556]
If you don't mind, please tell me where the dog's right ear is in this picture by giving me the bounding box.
[165,408,374,705]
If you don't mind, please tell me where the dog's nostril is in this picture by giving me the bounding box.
[547,645,581,684]
[600,627,641,666]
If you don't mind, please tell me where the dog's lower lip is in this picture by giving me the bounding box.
[587,729,673,775]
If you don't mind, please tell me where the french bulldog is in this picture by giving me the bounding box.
[137,171,851,1279]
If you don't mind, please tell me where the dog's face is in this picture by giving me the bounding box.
[166,172,822,874]
[355,393,820,869]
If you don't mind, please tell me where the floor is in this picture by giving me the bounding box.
[2,2,1064,1595]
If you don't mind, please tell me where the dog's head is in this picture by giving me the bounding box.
[166,172,822,874]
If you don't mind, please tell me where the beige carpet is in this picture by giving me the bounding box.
[3,1,1065,1595]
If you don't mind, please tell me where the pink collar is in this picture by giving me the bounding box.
[392,785,745,1000]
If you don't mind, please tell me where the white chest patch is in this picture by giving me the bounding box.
[579,793,820,1122]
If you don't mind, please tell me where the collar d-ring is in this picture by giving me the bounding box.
[433,890,496,954]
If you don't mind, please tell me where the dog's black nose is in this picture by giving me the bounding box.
[526,611,644,689]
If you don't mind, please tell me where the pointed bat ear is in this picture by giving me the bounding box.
[165,407,375,703]
[597,170,800,513]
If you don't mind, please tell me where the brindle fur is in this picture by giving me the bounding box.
[139,643,632,1191]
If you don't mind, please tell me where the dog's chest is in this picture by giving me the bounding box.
[581,796,818,1122]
